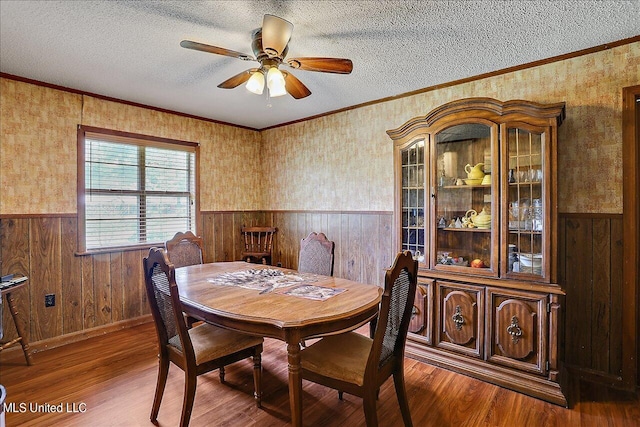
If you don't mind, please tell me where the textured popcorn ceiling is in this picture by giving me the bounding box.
[1,1,638,129]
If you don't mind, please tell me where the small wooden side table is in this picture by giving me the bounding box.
[0,279,33,365]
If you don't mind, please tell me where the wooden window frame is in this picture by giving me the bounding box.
[76,125,200,254]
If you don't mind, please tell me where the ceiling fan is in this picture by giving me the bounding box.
[180,14,353,100]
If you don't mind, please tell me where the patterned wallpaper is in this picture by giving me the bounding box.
[0,80,262,214]
[1,42,638,215]
[0,80,80,213]
[263,42,639,213]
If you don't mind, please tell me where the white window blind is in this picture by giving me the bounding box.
[78,127,198,252]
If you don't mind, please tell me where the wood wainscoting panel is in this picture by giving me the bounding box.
[262,211,394,287]
[30,217,62,341]
[0,218,31,344]
[559,213,624,386]
[61,216,83,334]
[271,211,296,268]
[0,216,150,348]
[1,210,392,350]
[109,252,125,323]
[81,254,95,329]
[200,210,393,287]
[121,249,147,320]
[201,211,268,263]
[344,213,362,281]
[93,253,112,328]
[1,211,626,388]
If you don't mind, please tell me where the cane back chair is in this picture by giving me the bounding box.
[143,247,263,427]
[300,251,418,427]
[165,231,204,268]
[298,232,335,276]
[165,231,205,327]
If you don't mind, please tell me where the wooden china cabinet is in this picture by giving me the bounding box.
[388,98,567,406]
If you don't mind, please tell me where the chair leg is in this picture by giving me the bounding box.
[369,317,378,339]
[252,352,262,408]
[362,388,379,427]
[219,366,225,383]
[180,371,197,427]
[185,315,197,328]
[393,371,413,427]
[150,354,169,421]
[338,391,344,400]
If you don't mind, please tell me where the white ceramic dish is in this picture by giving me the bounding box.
[519,253,542,268]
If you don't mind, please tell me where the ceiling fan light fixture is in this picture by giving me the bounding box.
[267,67,287,97]
[181,14,350,101]
[245,71,265,95]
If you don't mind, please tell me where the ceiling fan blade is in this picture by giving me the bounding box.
[262,14,293,57]
[217,68,259,89]
[286,57,353,74]
[282,71,311,99]
[180,40,254,61]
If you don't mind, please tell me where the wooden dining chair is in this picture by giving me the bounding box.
[165,231,205,328]
[298,232,335,276]
[165,231,204,268]
[241,226,277,265]
[300,251,418,427]
[143,247,264,427]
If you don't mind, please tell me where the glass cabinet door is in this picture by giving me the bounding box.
[400,139,426,261]
[432,123,498,276]
[504,126,548,280]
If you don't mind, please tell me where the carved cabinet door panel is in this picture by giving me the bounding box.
[436,281,484,358]
[409,279,434,344]
[487,287,548,375]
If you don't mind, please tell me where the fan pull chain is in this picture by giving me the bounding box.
[266,89,272,108]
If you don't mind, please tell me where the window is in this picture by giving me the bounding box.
[77,126,199,253]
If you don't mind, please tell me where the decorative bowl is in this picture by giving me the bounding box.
[464,178,483,185]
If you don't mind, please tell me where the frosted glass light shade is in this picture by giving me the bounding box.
[262,15,293,57]
[245,71,264,95]
[267,67,287,97]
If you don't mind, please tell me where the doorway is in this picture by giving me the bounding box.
[622,84,639,390]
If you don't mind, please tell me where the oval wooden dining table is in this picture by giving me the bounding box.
[174,261,383,427]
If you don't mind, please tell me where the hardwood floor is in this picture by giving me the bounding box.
[1,322,638,426]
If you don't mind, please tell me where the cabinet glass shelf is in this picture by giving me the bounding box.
[442,184,492,189]
[441,227,491,232]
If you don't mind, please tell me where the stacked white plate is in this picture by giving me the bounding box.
[519,253,542,275]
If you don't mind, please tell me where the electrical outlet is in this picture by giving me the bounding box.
[45,293,55,307]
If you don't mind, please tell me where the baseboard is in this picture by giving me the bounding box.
[565,364,630,390]
[24,315,152,354]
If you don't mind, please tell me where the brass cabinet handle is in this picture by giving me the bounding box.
[507,316,523,344]
[452,305,464,330]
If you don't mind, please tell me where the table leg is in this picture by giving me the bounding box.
[4,292,33,365]
[286,340,302,427]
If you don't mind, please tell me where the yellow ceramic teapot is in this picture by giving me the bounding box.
[466,208,491,228]
[465,163,485,180]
